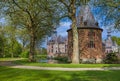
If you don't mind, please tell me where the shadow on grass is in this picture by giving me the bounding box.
[0,66,120,81]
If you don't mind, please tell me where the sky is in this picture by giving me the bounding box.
[55,6,120,41]
[56,21,120,40]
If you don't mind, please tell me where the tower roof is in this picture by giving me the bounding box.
[77,5,98,27]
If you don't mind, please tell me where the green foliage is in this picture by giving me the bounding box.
[93,0,120,29]
[0,35,4,57]
[41,48,47,55]
[54,56,69,63]
[104,53,119,64]
[8,40,22,57]
[0,37,22,58]
[112,36,120,46]
[20,50,29,58]
[13,41,22,57]
[36,55,47,60]
[1,0,61,61]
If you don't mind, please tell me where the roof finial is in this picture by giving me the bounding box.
[107,29,111,39]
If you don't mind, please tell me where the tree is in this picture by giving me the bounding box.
[17,28,30,51]
[0,26,6,58]
[58,0,90,64]
[112,36,120,46]
[104,52,119,64]
[93,0,120,30]
[0,35,4,57]
[2,0,60,61]
[4,25,18,58]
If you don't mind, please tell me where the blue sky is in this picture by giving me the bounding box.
[56,20,120,40]
[56,6,120,40]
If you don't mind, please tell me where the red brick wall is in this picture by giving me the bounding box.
[67,27,104,63]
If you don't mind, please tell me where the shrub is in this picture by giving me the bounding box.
[104,52,119,64]
[36,54,47,59]
[20,50,29,58]
[54,56,68,63]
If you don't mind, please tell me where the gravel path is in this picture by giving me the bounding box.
[11,65,120,71]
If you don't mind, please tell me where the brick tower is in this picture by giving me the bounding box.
[67,5,104,63]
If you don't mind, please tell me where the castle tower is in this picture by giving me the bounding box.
[105,29,119,53]
[67,5,104,63]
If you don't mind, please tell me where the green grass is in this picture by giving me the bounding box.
[13,58,120,68]
[0,58,26,61]
[1,58,120,68]
[0,66,120,81]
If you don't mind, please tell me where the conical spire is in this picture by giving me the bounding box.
[77,5,98,27]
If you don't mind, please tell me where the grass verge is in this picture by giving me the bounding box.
[0,66,120,81]
[1,58,120,68]
[13,58,120,68]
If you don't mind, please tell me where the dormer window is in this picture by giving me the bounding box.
[95,22,99,26]
[84,21,87,26]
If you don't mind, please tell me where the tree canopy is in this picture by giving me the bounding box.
[93,0,120,30]
[0,0,61,61]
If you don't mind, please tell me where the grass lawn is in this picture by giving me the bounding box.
[1,58,120,68]
[0,66,120,81]
[12,58,120,68]
[0,58,26,61]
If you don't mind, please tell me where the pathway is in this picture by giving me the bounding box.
[1,61,120,71]
[11,65,120,71]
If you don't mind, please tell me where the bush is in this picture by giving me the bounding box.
[104,52,119,64]
[54,56,69,63]
[20,50,29,58]
[36,54,47,59]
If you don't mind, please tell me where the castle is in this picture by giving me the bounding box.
[47,31,68,58]
[47,5,119,63]
[104,30,119,54]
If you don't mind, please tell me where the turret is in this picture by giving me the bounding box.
[77,5,98,27]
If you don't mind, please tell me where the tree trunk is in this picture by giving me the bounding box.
[71,1,79,64]
[11,40,14,58]
[29,31,36,62]
[71,18,79,64]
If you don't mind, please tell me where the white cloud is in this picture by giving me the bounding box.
[57,21,71,36]
[59,22,71,27]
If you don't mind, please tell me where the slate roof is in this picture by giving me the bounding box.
[77,5,98,27]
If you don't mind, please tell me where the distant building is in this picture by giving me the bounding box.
[67,5,104,63]
[104,30,119,54]
[47,31,68,58]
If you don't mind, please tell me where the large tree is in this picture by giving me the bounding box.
[58,0,90,64]
[93,0,120,30]
[111,36,120,46]
[2,0,60,61]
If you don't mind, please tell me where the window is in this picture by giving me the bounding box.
[84,21,87,26]
[51,49,53,53]
[80,16,83,21]
[51,45,53,48]
[88,41,95,48]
